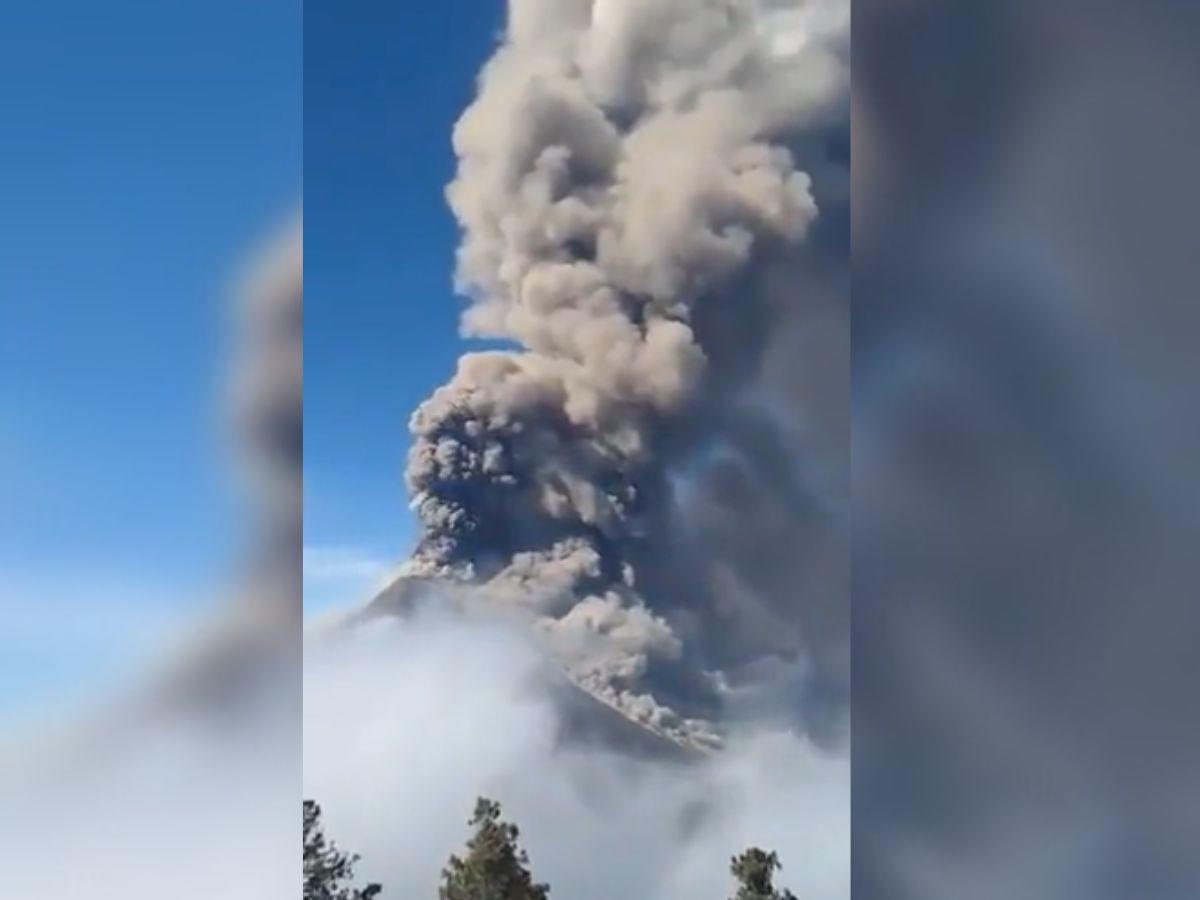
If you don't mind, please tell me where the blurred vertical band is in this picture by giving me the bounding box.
[0,1,300,897]
[855,2,1200,897]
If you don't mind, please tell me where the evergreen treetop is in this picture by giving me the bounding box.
[729,847,798,900]
[438,797,550,900]
[303,799,382,900]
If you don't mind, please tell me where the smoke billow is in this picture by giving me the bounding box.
[392,0,850,749]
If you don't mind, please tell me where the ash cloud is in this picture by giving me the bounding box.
[394,0,850,748]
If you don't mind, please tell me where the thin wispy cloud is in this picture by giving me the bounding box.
[303,546,395,614]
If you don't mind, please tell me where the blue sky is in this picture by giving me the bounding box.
[0,0,506,713]
[304,1,505,612]
[0,1,300,719]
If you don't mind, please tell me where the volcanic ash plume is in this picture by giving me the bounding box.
[392,0,849,750]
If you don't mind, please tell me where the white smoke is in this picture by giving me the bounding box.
[305,604,848,900]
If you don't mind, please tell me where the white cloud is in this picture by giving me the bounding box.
[304,603,849,899]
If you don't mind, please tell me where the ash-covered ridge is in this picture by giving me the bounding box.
[395,0,849,752]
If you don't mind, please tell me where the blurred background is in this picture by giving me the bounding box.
[854,1,1200,897]
[0,1,300,896]
[0,0,300,730]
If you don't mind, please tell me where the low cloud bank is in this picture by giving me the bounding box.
[304,604,848,899]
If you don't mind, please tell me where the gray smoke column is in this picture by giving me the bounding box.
[399,0,849,748]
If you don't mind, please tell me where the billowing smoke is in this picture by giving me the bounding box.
[391,0,850,749]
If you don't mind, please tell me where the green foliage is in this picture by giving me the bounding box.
[729,848,798,900]
[438,797,551,900]
[303,800,383,900]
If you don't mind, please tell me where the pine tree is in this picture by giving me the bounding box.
[729,847,798,900]
[438,797,550,900]
[303,799,383,900]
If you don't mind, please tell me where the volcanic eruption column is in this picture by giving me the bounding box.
[400,0,849,748]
